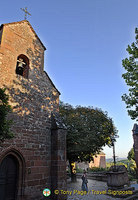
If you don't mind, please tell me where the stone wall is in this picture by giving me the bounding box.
[51,128,67,200]
[0,20,66,200]
[133,124,138,168]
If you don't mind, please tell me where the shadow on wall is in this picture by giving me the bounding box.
[3,39,59,136]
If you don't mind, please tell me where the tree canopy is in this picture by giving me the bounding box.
[59,102,118,163]
[0,88,13,141]
[127,147,135,161]
[122,28,138,121]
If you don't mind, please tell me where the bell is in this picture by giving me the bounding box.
[18,62,24,68]
[16,58,26,76]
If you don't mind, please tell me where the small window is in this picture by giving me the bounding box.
[16,54,29,78]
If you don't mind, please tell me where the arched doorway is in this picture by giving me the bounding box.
[0,155,19,200]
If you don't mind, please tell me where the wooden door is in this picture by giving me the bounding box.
[0,155,19,200]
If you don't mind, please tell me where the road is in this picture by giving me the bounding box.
[67,178,124,200]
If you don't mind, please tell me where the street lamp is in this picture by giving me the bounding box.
[111,135,119,171]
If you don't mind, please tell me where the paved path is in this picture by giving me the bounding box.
[67,178,124,200]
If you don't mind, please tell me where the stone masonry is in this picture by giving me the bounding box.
[133,124,138,168]
[0,20,67,200]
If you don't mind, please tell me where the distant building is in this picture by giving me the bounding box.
[76,152,106,170]
[89,152,106,168]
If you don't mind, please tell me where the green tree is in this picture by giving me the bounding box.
[127,148,135,161]
[0,88,13,141]
[122,28,138,120]
[59,102,118,181]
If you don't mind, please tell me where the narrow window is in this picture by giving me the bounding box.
[16,54,29,79]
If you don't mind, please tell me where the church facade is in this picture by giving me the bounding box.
[0,20,67,200]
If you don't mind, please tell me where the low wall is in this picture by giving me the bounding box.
[67,172,107,182]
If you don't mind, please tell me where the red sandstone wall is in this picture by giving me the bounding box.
[133,134,138,168]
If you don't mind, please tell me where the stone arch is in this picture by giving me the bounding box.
[0,148,26,199]
[16,54,29,78]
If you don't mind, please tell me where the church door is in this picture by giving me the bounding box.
[0,155,19,200]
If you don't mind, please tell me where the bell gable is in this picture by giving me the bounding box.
[0,20,46,75]
[0,20,60,111]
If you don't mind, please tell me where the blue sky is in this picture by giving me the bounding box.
[0,0,137,159]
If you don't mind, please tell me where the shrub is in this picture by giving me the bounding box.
[89,167,107,172]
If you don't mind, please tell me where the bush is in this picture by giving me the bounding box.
[89,167,107,172]
[106,161,128,169]
[76,166,84,173]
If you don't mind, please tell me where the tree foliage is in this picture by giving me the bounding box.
[59,101,118,163]
[127,148,135,161]
[122,28,138,120]
[0,88,13,141]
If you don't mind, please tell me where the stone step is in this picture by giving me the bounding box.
[107,187,136,198]
[125,194,138,200]
[114,189,138,199]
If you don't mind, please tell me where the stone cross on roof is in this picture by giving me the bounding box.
[20,7,31,20]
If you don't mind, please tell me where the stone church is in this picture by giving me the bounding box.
[0,20,67,200]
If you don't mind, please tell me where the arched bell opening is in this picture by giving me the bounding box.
[16,54,29,79]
